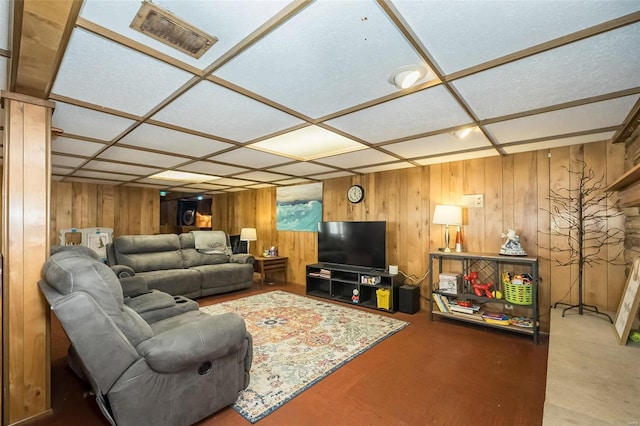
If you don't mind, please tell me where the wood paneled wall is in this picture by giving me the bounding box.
[49,182,160,246]
[211,141,627,332]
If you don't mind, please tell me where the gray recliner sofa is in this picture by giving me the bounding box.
[40,247,253,426]
[106,231,255,299]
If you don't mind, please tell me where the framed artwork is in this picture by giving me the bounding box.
[86,232,111,259]
[276,183,323,232]
[614,256,640,344]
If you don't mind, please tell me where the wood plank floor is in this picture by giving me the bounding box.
[28,281,548,426]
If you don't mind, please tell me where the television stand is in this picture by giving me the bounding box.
[306,263,403,313]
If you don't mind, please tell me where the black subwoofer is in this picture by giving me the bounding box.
[399,285,420,314]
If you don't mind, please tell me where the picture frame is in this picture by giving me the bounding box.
[614,256,640,345]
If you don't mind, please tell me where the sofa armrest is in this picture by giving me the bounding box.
[111,264,136,279]
[120,276,149,298]
[136,312,247,373]
[230,254,254,265]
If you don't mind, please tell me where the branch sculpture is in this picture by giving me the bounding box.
[539,159,624,322]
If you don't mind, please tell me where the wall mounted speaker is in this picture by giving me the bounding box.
[178,201,198,226]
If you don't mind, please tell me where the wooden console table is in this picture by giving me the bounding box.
[254,256,288,287]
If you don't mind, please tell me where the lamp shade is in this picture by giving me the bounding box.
[432,205,462,226]
[240,228,257,241]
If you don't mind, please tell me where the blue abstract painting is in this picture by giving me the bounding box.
[276,183,323,232]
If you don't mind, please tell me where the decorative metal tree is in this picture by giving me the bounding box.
[541,160,625,322]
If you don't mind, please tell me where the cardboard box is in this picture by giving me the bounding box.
[438,273,462,295]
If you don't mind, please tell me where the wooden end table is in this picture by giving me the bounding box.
[254,256,288,287]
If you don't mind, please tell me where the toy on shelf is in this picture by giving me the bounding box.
[464,271,494,298]
[352,289,359,304]
[499,229,527,256]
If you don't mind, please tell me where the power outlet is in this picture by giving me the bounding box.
[461,194,484,208]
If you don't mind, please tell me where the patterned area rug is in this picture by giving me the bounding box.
[201,290,408,423]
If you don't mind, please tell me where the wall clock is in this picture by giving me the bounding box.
[347,184,364,203]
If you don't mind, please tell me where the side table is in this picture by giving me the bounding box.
[254,256,288,287]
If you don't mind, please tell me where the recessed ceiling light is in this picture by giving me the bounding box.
[389,65,429,89]
[149,170,220,183]
[452,127,477,139]
[251,125,367,161]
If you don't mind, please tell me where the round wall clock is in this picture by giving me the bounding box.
[347,184,364,203]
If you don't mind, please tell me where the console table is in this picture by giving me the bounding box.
[254,256,288,287]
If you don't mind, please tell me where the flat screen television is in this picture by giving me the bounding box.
[317,221,386,270]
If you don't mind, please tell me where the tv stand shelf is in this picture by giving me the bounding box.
[306,263,402,313]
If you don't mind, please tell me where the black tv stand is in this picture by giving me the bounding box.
[306,263,402,312]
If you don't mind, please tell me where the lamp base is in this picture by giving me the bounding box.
[443,247,452,253]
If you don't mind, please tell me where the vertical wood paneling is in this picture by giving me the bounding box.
[49,183,160,246]
[606,142,627,311]
[2,96,53,424]
[206,141,627,333]
[549,147,572,306]
[536,150,552,332]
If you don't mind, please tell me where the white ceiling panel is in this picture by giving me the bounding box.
[487,95,639,144]
[224,187,249,193]
[215,0,430,118]
[124,183,166,189]
[502,131,616,155]
[452,23,640,119]
[52,28,193,116]
[234,171,290,183]
[209,148,291,169]
[52,136,106,156]
[0,1,9,49]
[273,178,313,185]
[184,183,229,191]
[316,148,399,169]
[52,103,135,141]
[384,131,493,158]
[326,86,472,143]
[152,80,304,142]
[416,149,500,166]
[0,57,7,90]
[308,171,355,180]
[79,0,293,69]
[119,124,233,157]
[355,162,415,174]
[178,161,248,176]
[52,155,86,168]
[137,177,183,186]
[64,177,123,185]
[73,170,135,181]
[394,1,640,74]
[84,160,160,176]
[212,177,257,187]
[52,167,73,176]
[247,183,277,189]
[270,162,336,176]
[97,146,188,168]
[167,187,203,193]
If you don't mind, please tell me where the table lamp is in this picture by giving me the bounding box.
[240,227,257,254]
[432,205,462,253]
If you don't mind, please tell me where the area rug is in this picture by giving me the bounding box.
[201,290,408,423]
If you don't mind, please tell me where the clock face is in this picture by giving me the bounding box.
[347,185,364,203]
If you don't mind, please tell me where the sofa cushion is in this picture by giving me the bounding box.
[180,232,230,267]
[193,263,254,291]
[114,234,183,272]
[134,269,202,298]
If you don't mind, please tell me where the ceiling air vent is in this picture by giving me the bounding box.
[130,1,218,59]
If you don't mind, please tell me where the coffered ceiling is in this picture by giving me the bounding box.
[2,0,640,196]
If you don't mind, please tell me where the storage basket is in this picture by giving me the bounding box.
[503,281,533,305]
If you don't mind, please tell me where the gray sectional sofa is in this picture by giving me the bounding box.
[106,232,255,299]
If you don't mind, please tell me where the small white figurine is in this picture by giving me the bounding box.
[500,229,527,256]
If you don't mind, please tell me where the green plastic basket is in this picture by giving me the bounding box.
[503,281,533,305]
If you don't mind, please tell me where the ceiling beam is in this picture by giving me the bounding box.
[10,0,82,99]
